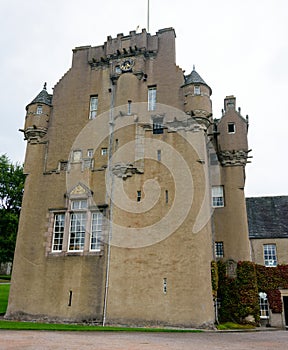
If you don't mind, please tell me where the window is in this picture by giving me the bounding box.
[212,186,224,208]
[90,212,103,251]
[194,86,201,95]
[259,292,269,319]
[210,153,218,166]
[101,148,108,156]
[157,149,161,161]
[36,105,43,115]
[148,86,157,111]
[52,214,65,252]
[87,149,94,158]
[165,190,169,204]
[72,150,82,162]
[228,123,235,133]
[215,241,224,258]
[89,96,98,119]
[137,191,141,202]
[263,244,277,267]
[127,100,132,115]
[68,212,86,251]
[153,117,164,134]
[163,278,167,294]
[71,199,87,210]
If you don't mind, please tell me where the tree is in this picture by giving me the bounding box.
[0,154,25,266]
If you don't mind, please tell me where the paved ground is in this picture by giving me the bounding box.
[0,330,287,350]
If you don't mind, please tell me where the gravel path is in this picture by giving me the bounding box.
[0,329,287,350]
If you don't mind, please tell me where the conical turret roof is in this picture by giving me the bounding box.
[26,83,52,110]
[183,67,212,94]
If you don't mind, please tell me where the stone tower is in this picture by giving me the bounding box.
[212,95,251,261]
[7,28,251,328]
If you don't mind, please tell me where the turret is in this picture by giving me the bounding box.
[181,66,212,127]
[216,95,250,166]
[24,83,52,143]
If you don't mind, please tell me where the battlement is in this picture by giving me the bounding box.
[72,28,176,68]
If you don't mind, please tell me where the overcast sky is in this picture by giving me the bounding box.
[1,0,287,197]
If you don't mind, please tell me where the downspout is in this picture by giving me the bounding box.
[102,82,116,326]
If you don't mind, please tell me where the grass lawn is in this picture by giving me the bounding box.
[217,322,255,330]
[0,284,10,314]
[0,320,202,332]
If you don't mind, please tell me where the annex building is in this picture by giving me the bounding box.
[7,28,255,328]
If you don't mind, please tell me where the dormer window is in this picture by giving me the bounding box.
[36,105,43,115]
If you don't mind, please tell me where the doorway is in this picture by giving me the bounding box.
[283,296,288,327]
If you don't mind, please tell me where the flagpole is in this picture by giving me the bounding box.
[147,0,150,32]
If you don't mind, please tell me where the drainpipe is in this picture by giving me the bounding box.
[102,82,116,326]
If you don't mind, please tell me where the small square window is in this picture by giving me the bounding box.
[87,149,94,158]
[215,242,224,258]
[101,148,108,156]
[228,123,235,133]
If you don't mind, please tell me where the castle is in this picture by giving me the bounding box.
[7,28,253,328]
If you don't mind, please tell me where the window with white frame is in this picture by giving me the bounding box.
[194,85,201,95]
[68,212,86,251]
[215,241,224,258]
[72,150,82,162]
[50,191,105,255]
[101,148,108,156]
[71,199,87,210]
[36,105,43,115]
[89,96,98,119]
[87,149,94,158]
[52,213,65,251]
[90,212,103,251]
[259,292,269,319]
[263,244,277,267]
[148,86,157,111]
[212,186,224,208]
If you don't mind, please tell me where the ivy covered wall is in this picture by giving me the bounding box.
[211,261,288,324]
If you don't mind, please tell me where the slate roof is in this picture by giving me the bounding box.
[183,68,212,94]
[26,84,52,109]
[246,196,288,239]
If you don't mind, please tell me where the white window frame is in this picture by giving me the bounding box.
[52,213,65,252]
[36,105,43,115]
[215,241,224,258]
[148,86,157,111]
[87,149,94,158]
[194,85,201,95]
[72,150,82,163]
[212,186,224,208]
[228,122,236,134]
[259,292,269,319]
[101,148,108,156]
[89,96,98,119]
[90,212,103,251]
[68,212,86,252]
[71,199,87,210]
[263,244,277,267]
